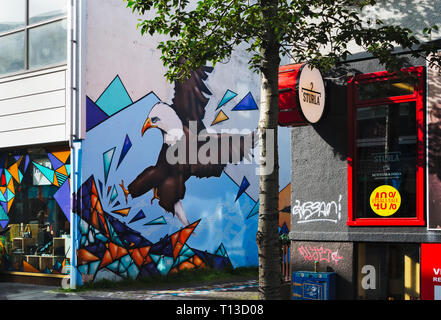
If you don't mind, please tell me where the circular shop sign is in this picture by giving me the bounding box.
[297,64,326,124]
[369,185,401,217]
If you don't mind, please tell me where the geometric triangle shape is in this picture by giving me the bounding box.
[231,92,258,111]
[111,207,130,217]
[0,220,8,229]
[103,148,116,184]
[50,150,70,165]
[247,200,259,219]
[95,75,133,117]
[8,162,20,184]
[48,153,64,170]
[211,110,229,126]
[116,135,132,169]
[4,169,11,185]
[143,215,166,226]
[129,210,146,224]
[217,90,238,110]
[32,162,55,184]
[235,176,250,201]
[0,205,8,220]
[109,186,118,204]
[53,180,71,222]
[86,96,110,131]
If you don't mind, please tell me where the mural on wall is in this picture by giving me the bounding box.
[0,148,71,275]
[76,64,291,281]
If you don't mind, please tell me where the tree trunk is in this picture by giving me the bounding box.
[256,0,281,300]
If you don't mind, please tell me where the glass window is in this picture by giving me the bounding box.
[0,1,26,33]
[356,243,420,300]
[29,0,68,25]
[355,102,417,219]
[348,67,424,226]
[0,0,67,77]
[0,147,71,275]
[29,20,67,69]
[0,32,25,75]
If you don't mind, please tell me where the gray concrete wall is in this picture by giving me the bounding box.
[291,241,354,300]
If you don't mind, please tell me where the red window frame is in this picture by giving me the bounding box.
[347,66,425,226]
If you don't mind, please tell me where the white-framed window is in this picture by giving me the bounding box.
[0,0,68,77]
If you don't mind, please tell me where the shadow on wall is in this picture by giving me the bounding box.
[310,65,361,162]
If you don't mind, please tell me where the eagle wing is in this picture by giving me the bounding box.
[171,64,214,133]
[189,130,257,178]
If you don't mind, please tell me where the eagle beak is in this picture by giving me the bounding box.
[141,117,152,136]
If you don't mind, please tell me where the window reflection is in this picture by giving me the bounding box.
[356,102,417,218]
[0,1,26,33]
[29,20,67,69]
[0,32,25,75]
[29,0,68,25]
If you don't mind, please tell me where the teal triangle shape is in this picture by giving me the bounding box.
[33,162,55,184]
[0,205,8,220]
[103,148,115,184]
[6,189,14,201]
[4,169,11,185]
[65,164,71,176]
[216,90,238,110]
[96,76,133,117]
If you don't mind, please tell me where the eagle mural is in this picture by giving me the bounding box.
[120,65,256,226]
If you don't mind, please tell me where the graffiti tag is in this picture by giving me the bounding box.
[292,195,342,224]
[298,245,344,266]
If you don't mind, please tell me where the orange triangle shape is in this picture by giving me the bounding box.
[211,110,229,126]
[99,250,114,269]
[171,232,179,247]
[139,246,151,258]
[109,243,119,260]
[116,246,128,260]
[23,260,40,273]
[77,249,100,265]
[173,242,183,260]
[179,221,199,244]
[56,165,68,177]
[129,249,145,267]
[51,150,70,164]
[8,162,20,184]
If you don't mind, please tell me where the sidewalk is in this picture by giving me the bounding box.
[62,279,259,300]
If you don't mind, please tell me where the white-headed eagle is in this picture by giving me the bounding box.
[120,65,256,226]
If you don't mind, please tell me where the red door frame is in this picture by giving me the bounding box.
[347,66,425,226]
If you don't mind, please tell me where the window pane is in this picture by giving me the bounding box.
[29,20,67,69]
[29,0,68,25]
[1,147,71,275]
[0,0,25,33]
[0,32,25,75]
[356,102,417,219]
[357,78,416,101]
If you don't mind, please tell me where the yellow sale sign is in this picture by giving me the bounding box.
[370,185,401,217]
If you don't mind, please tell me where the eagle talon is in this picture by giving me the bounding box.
[151,188,160,204]
[119,180,130,204]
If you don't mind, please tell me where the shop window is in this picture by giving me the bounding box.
[356,243,420,300]
[0,146,71,275]
[0,0,67,76]
[347,67,425,226]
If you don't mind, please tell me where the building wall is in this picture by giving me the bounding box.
[0,66,69,148]
[73,0,291,283]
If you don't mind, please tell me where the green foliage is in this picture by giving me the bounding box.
[125,0,441,82]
